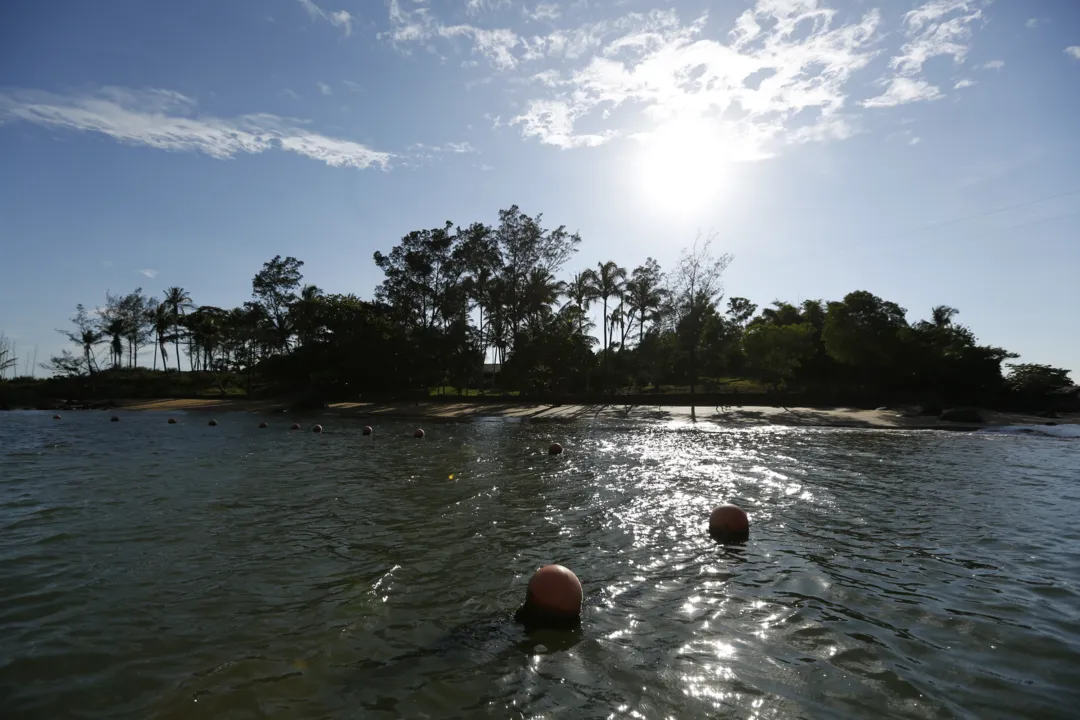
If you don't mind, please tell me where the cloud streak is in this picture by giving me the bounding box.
[138,269,159,279]
[864,0,987,108]
[1066,46,1080,61]
[297,0,353,36]
[511,3,881,154]
[0,87,391,169]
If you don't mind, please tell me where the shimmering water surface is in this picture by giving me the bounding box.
[2,411,1079,719]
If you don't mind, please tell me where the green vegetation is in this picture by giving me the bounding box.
[3,204,1075,412]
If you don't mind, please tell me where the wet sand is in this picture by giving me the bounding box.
[115,398,1076,430]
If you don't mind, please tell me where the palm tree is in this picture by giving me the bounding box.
[626,271,667,345]
[104,318,125,369]
[523,268,563,331]
[595,261,626,355]
[562,269,599,334]
[163,287,192,373]
[148,302,171,372]
[78,328,103,375]
[931,305,959,328]
[293,284,324,347]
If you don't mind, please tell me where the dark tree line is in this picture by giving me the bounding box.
[38,204,1074,406]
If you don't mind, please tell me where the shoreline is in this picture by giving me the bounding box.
[63,398,1077,431]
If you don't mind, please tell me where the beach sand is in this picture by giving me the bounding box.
[115,398,1077,431]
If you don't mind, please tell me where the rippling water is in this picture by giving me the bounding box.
[2,411,1079,719]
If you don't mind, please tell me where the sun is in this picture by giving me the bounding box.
[634,117,736,216]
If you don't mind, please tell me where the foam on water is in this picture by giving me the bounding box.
[980,423,1080,439]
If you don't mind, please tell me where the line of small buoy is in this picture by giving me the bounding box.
[76,412,750,629]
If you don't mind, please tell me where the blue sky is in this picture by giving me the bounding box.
[1,0,1078,377]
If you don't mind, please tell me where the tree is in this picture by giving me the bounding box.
[148,301,171,372]
[453,222,501,376]
[163,287,193,373]
[373,222,457,332]
[0,332,16,378]
[668,232,733,410]
[595,261,627,388]
[563,269,599,335]
[101,316,126,370]
[252,256,304,353]
[745,323,814,392]
[726,297,757,329]
[1005,364,1073,393]
[626,259,666,345]
[822,291,907,375]
[58,304,102,376]
[493,205,581,345]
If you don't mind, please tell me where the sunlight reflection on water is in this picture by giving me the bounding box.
[1,413,1079,718]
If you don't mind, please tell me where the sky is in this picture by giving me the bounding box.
[1,0,1079,377]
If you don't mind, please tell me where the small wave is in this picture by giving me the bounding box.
[980,424,1080,439]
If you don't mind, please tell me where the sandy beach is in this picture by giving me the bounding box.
[112,398,1077,431]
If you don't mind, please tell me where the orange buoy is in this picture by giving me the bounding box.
[53,414,62,420]
[313,424,323,433]
[549,442,563,456]
[258,422,268,429]
[709,504,750,542]
[290,422,301,430]
[362,425,372,436]
[110,416,120,422]
[514,564,582,629]
[208,419,218,427]
[167,418,177,424]
[414,428,425,439]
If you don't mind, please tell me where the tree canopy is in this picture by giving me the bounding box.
[29,204,1070,410]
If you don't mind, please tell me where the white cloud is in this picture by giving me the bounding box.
[526,3,561,22]
[512,3,881,153]
[138,269,159,279]
[1025,18,1039,29]
[383,0,520,69]
[983,59,1005,69]
[889,0,986,76]
[296,0,353,37]
[466,0,511,15]
[317,81,332,96]
[408,141,478,154]
[954,78,976,89]
[1066,47,1080,60]
[862,77,943,108]
[0,87,391,170]
[282,88,301,100]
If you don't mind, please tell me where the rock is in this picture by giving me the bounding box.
[917,403,943,417]
[939,408,984,423]
[1037,410,1060,419]
[875,406,889,411]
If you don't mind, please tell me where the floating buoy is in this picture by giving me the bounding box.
[514,564,582,629]
[208,419,218,427]
[258,422,268,429]
[53,414,62,420]
[549,442,563,455]
[414,428,425,439]
[110,416,120,422]
[290,423,301,430]
[362,425,372,436]
[313,424,323,433]
[167,418,177,424]
[708,504,750,542]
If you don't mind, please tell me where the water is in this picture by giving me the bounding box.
[2,411,1079,719]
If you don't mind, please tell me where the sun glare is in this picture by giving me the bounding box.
[635,118,736,216]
